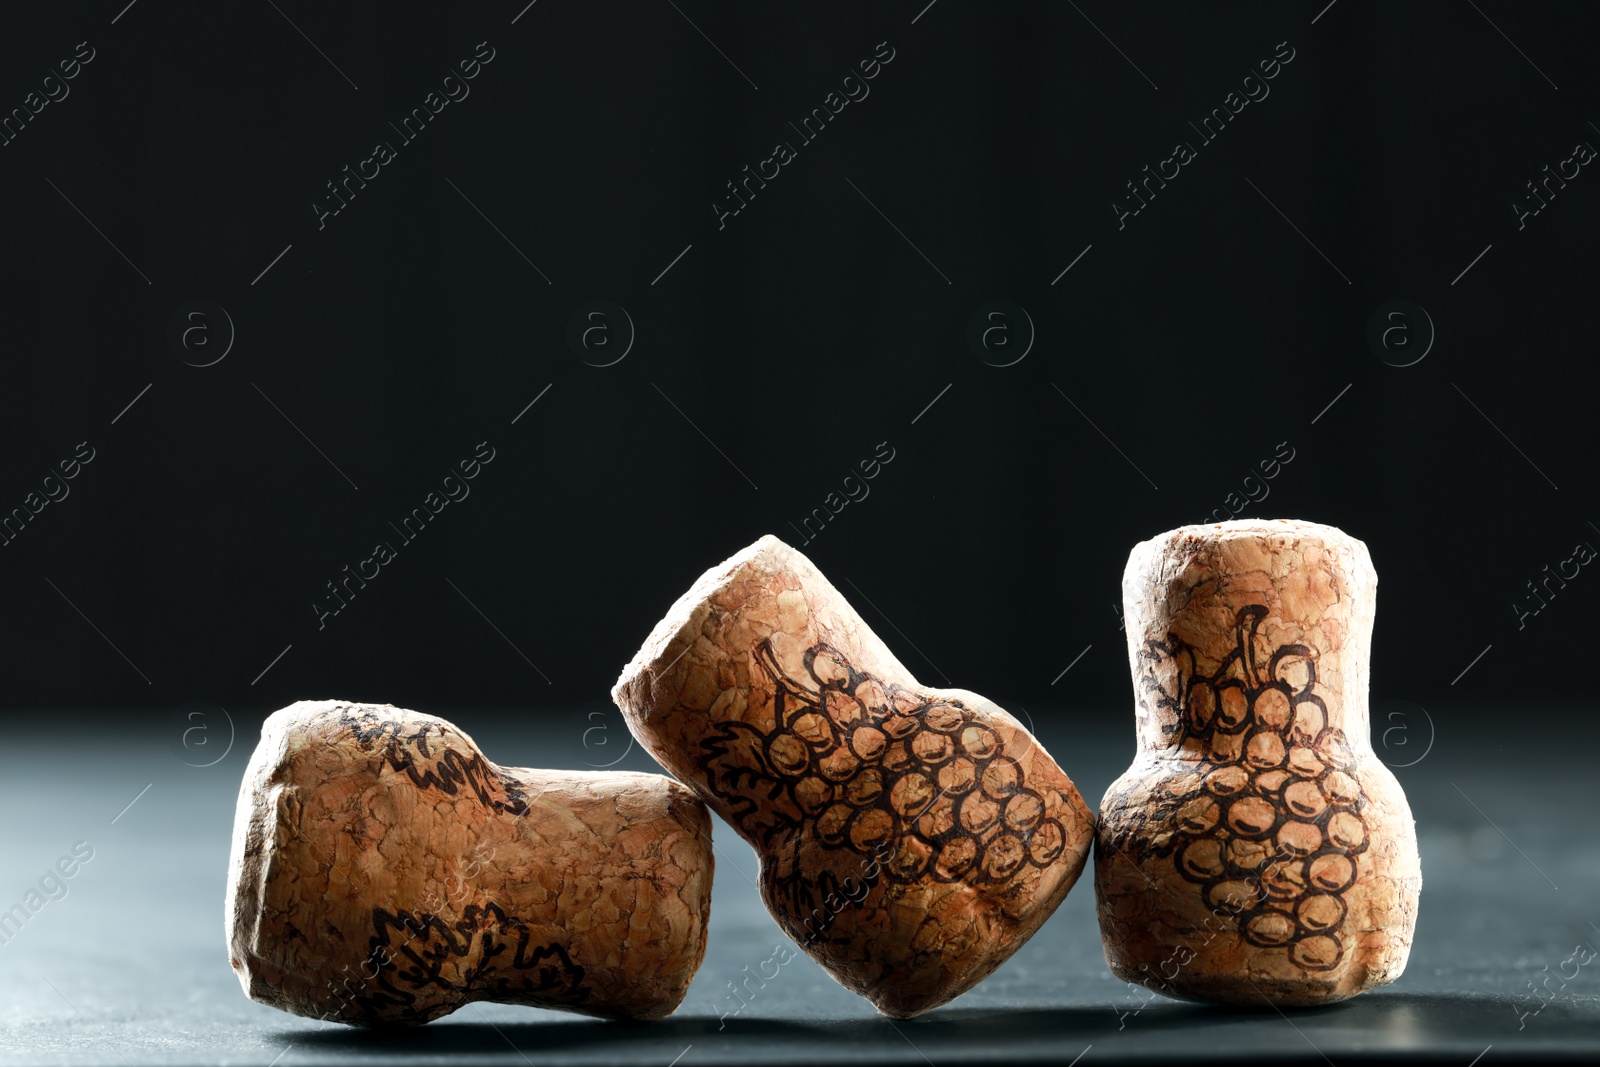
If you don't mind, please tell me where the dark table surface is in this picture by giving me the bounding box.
[1,705,1594,1065]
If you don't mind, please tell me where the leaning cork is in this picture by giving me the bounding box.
[611,535,1095,1018]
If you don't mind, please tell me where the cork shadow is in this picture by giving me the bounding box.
[276,1005,1117,1058]
[278,1014,823,1058]
[903,992,1535,1057]
[276,992,1537,1059]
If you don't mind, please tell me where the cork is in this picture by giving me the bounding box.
[1096,519,1421,1006]
[611,535,1095,1018]
[225,701,714,1025]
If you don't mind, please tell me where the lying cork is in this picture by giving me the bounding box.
[225,701,713,1025]
[1097,519,1421,1006]
[612,535,1095,1018]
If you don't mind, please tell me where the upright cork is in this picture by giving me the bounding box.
[225,701,714,1025]
[1096,519,1421,1006]
[612,536,1095,1018]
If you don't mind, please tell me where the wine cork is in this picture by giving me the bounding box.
[1097,519,1421,1006]
[225,701,714,1025]
[612,535,1095,1019]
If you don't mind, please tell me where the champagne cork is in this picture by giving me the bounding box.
[612,536,1095,1018]
[225,701,714,1025]
[1097,519,1421,1006]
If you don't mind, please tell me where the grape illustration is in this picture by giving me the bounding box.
[702,640,1067,890]
[1104,606,1370,972]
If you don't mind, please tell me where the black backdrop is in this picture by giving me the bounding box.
[2,0,1594,729]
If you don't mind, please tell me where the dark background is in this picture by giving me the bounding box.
[2,0,1594,720]
[2,2,1597,1063]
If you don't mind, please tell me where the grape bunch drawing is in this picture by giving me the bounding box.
[701,641,1068,900]
[1109,605,1371,972]
[347,904,587,1023]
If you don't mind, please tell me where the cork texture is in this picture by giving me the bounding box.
[611,535,1095,1018]
[225,701,714,1025]
[1096,519,1422,1006]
